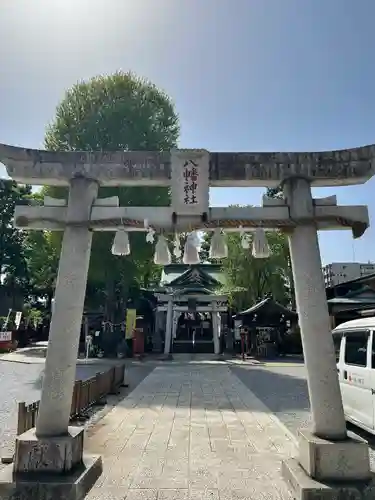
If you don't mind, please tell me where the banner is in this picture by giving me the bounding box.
[234,319,242,340]
[15,311,22,329]
[125,309,137,339]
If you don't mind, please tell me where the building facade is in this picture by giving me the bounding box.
[326,272,375,327]
[323,262,375,287]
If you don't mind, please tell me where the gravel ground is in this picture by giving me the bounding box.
[0,360,154,460]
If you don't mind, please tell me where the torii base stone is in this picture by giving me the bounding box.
[0,427,102,500]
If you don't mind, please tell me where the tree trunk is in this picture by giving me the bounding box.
[46,291,53,312]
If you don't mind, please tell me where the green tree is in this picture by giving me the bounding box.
[198,214,292,311]
[24,230,59,308]
[266,186,283,199]
[265,186,296,306]
[43,71,180,320]
[0,180,32,297]
[199,204,293,310]
[222,230,292,311]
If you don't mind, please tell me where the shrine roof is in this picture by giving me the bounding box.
[160,264,225,290]
[327,297,375,305]
[327,284,375,308]
[326,271,375,291]
[1,142,375,187]
[345,286,375,300]
[233,297,297,319]
[326,274,375,302]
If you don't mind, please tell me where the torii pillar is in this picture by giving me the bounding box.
[0,175,103,499]
[36,178,99,436]
[281,178,374,497]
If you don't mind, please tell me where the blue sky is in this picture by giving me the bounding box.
[0,0,374,264]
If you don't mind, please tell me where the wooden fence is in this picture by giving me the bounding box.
[17,363,126,435]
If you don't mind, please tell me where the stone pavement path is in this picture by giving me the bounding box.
[86,364,296,499]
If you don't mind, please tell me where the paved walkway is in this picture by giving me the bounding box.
[86,364,296,499]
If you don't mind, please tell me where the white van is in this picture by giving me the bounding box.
[333,317,375,435]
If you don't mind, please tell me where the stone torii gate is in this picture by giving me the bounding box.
[0,143,374,499]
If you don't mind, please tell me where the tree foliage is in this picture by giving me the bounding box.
[266,186,283,199]
[43,71,180,319]
[0,180,32,292]
[23,231,59,300]
[45,71,179,152]
[222,230,292,311]
[198,205,292,311]
[0,186,59,313]
[265,185,296,306]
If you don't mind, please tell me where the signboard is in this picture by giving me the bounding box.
[125,309,137,339]
[0,331,12,342]
[15,312,22,329]
[171,149,209,215]
[234,320,242,340]
[256,327,274,343]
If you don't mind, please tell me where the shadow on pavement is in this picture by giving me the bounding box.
[231,364,310,414]
[108,361,309,414]
[231,364,375,455]
[31,359,310,414]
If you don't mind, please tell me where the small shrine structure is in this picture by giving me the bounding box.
[234,297,297,357]
[152,264,227,353]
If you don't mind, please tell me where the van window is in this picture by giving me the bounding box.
[333,334,342,362]
[372,333,375,369]
[344,332,368,367]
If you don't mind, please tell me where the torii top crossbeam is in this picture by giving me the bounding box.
[0,142,374,187]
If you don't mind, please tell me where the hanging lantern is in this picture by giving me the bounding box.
[154,235,171,265]
[252,228,270,259]
[239,225,250,249]
[173,233,182,259]
[209,228,228,259]
[111,229,130,256]
[146,227,156,243]
[241,234,251,249]
[183,231,200,265]
[144,219,155,243]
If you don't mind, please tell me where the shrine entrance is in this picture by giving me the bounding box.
[155,291,227,354]
[152,264,227,354]
[174,311,213,353]
[2,142,373,496]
